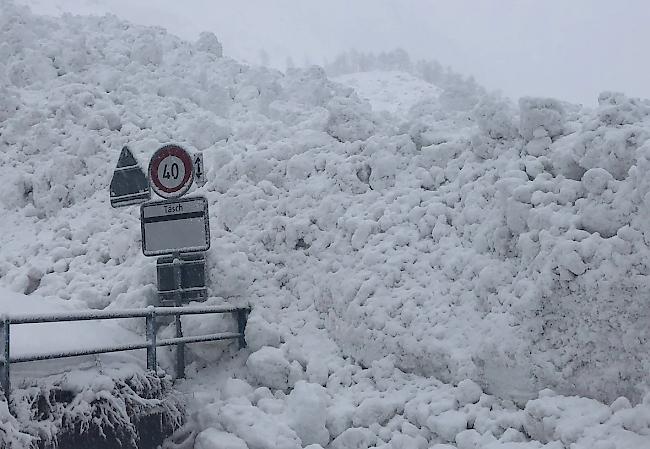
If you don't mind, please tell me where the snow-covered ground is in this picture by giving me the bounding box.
[1,287,143,377]
[333,71,441,119]
[1,2,650,448]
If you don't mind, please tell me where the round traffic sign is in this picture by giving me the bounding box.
[148,144,194,198]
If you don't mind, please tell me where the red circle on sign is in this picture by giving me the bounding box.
[149,144,194,198]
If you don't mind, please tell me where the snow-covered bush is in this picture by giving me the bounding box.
[8,368,183,449]
[0,400,34,449]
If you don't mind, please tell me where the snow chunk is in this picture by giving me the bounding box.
[218,403,301,449]
[247,347,291,390]
[581,168,613,195]
[330,427,376,449]
[306,357,330,386]
[426,410,468,442]
[244,315,282,352]
[519,97,565,141]
[483,443,548,449]
[195,428,249,449]
[353,396,399,427]
[285,381,330,446]
[326,96,376,142]
[326,400,356,438]
[609,396,631,413]
[455,379,483,405]
[474,96,517,140]
[524,395,611,444]
[223,378,254,400]
[456,429,497,449]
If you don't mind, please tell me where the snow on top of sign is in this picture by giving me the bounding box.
[2,3,650,447]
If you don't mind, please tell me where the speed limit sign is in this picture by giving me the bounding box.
[148,144,194,198]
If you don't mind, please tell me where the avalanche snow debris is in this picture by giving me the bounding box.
[246,346,291,391]
[2,2,650,448]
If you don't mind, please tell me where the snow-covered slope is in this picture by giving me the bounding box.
[1,2,650,448]
[334,71,441,118]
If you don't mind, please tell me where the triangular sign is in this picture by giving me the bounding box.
[116,146,138,167]
[110,146,151,208]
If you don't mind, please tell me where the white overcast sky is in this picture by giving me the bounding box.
[18,0,650,105]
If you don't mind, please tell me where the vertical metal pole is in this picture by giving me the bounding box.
[146,308,157,372]
[173,255,185,379]
[236,309,248,349]
[0,319,10,404]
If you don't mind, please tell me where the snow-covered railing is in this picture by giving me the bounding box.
[0,305,250,405]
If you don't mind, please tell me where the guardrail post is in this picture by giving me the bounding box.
[173,256,185,379]
[0,318,10,404]
[236,309,249,349]
[146,308,157,372]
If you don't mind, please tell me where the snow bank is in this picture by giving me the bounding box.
[183,357,650,449]
[2,2,650,447]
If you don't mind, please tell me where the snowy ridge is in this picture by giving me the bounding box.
[334,71,442,119]
[1,2,650,448]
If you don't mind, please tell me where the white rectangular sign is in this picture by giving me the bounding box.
[140,196,210,256]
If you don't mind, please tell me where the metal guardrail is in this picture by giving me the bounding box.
[0,305,250,404]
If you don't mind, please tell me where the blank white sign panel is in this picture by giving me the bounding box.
[141,197,210,256]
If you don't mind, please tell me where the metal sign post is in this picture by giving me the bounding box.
[109,143,219,380]
[143,144,211,378]
[1,318,10,402]
[172,255,185,378]
[157,253,207,304]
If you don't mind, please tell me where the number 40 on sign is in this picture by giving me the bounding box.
[148,145,206,198]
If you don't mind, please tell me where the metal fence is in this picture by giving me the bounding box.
[0,304,250,404]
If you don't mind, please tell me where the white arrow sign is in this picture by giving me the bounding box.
[193,152,206,187]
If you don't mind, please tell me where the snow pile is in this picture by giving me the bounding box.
[2,2,650,447]
[182,355,650,449]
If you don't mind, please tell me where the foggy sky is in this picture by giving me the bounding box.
[18,0,650,105]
